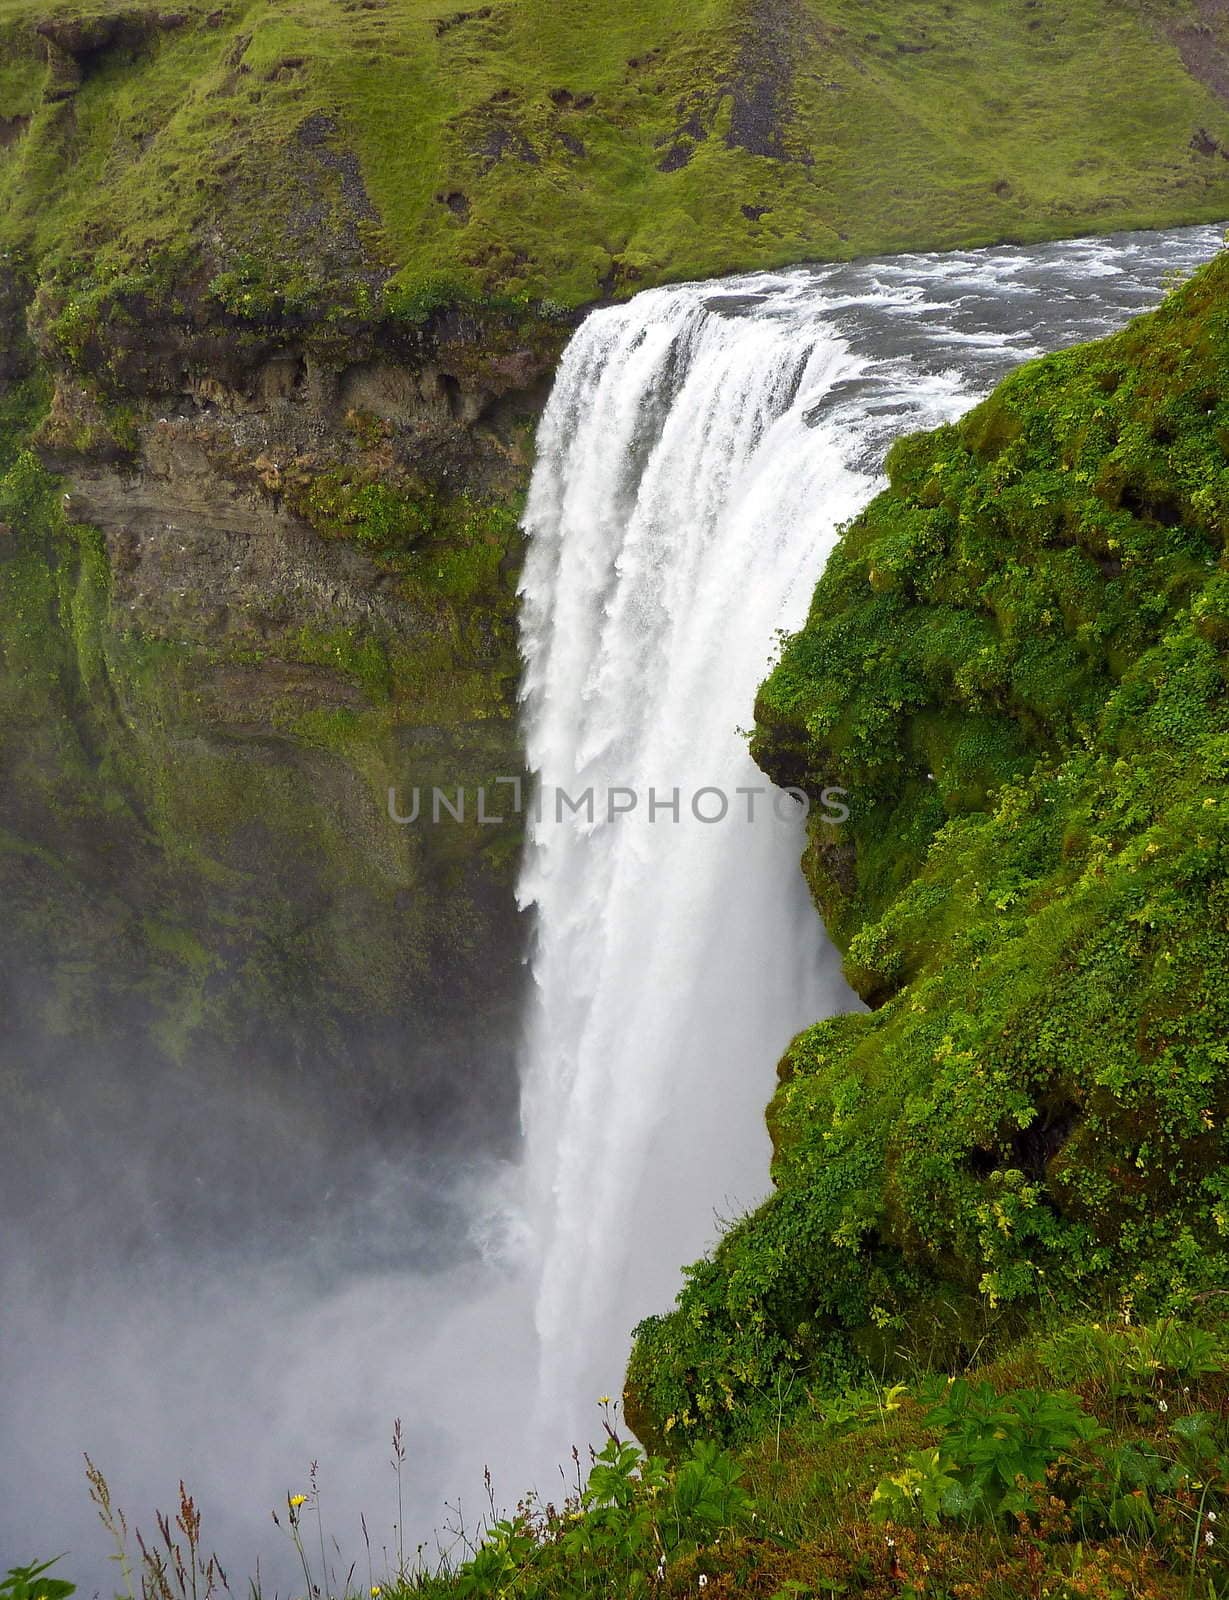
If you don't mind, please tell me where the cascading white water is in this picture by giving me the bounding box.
[517,295,869,1444]
[515,222,1228,1451]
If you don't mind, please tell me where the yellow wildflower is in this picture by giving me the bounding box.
[289,1494,308,1509]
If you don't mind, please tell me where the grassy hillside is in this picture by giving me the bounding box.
[625,236,1229,1462]
[0,0,1228,310]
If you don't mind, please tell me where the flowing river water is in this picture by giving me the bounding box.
[1,222,1224,1585]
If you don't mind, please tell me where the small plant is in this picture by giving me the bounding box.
[85,1457,228,1600]
[870,1446,961,1528]
[136,1483,230,1600]
[0,1560,75,1600]
[872,1380,1101,1527]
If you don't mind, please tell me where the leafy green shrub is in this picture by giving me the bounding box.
[0,1561,75,1600]
[872,1381,1100,1526]
[207,253,321,322]
[292,469,434,556]
[385,275,480,327]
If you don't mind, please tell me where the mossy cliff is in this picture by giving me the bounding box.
[0,289,560,1159]
[628,245,1229,1451]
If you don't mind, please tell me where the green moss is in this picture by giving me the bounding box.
[628,248,1229,1453]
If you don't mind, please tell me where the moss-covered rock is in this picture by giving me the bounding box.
[0,344,532,1161]
[628,247,1229,1454]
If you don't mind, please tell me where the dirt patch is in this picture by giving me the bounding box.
[655,104,708,171]
[0,114,30,149]
[1191,124,1229,156]
[437,188,471,220]
[723,0,816,162]
[549,87,594,110]
[432,6,492,37]
[295,111,380,227]
[480,118,539,171]
[1163,0,1229,104]
[458,94,541,175]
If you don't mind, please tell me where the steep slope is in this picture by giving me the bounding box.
[628,245,1229,1450]
[1,0,1229,308]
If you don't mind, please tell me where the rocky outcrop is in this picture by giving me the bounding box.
[36,9,187,101]
[0,276,566,1167]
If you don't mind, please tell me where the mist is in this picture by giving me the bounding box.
[0,965,557,1592]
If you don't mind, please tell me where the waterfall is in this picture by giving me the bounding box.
[513,222,1227,1451]
[4,225,1224,1585]
[516,288,865,1444]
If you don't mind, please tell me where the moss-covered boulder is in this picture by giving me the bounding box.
[628,247,1229,1453]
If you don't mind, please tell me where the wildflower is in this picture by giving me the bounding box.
[371,1588,382,1597]
[1206,1530,1216,1547]
[289,1494,308,1508]
[598,1395,612,1406]
[1210,1512,1219,1524]
[1158,1399,1169,1413]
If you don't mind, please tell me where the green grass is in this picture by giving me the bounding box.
[1,0,1228,308]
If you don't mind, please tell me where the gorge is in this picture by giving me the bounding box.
[3,221,1225,1586]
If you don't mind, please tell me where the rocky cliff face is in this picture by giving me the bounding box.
[0,269,567,1178]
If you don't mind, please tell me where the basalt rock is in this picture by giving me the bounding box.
[0,271,564,1165]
